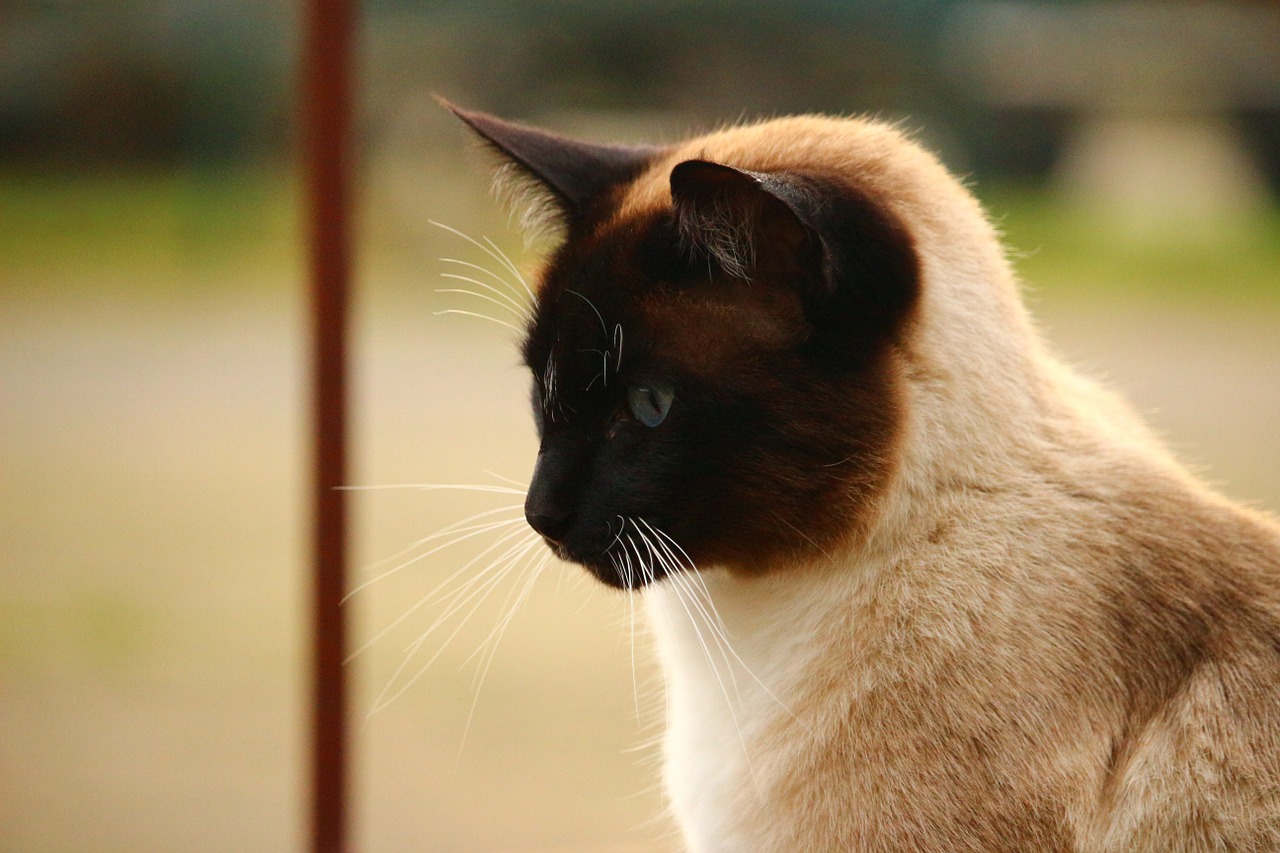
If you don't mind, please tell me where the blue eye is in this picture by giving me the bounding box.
[627,382,674,428]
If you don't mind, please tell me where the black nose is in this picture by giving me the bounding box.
[525,443,577,545]
[527,494,573,540]
[524,465,571,543]
[525,505,570,543]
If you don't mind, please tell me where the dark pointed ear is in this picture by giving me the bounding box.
[440,98,660,227]
[671,159,920,351]
[669,160,826,287]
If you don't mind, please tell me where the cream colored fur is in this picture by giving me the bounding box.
[625,118,1280,852]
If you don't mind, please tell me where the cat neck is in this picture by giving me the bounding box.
[642,562,848,850]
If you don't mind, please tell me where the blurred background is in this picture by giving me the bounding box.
[2,1,1278,851]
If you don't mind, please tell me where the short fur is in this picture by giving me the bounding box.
[446,104,1280,852]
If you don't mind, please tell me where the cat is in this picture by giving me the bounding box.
[442,100,1280,852]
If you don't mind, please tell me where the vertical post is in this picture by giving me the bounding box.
[304,0,354,851]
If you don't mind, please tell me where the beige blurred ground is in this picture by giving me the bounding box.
[2,188,1278,851]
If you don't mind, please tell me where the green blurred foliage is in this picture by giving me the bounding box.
[2,165,1275,303]
[3,0,1277,190]
[980,185,1280,304]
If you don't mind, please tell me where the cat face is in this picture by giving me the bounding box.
[447,104,920,587]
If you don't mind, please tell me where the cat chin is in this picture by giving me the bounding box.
[569,549,672,591]
[533,526,678,589]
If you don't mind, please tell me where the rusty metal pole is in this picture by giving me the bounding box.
[304,0,354,850]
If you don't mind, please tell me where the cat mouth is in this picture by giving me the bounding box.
[536,535,670,590]
[530,514,690,590]
[588,555,669,590]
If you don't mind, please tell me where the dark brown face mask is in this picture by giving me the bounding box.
[447,102,920,586]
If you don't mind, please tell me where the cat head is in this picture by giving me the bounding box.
[446,102,923,588]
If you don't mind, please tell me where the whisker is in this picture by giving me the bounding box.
[461,549,547,673]
[343,502,521,574]
[405,533,543,664]
[570,292,609,384]
[436,285,530,321]
[566,288,611,384]
[567,289,608,338]
[438,271,531,316]
[367,532,544,714]
[606,514,627,553]
[456,550,551,759]
[614,520,650,719]
[646,534,756,776]
[481,235,536,301]
[433,308,523,333]
[338,483,522,494]
[643,522,697,572]
[769,509,840,564]
[439,256,530,308]
[481,469,528,489]
[646,521,813,735]
[399,530,542,642]
[429,219,536,302]
[483,235,535,298]
[662,565,763,796]
[662,563,745,707]
[624,555,642,722]
[348,501,522,579]
[541,355,559,420]
[348,525,537,663]
[343,514,525,602]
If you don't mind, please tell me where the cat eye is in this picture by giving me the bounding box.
[627,382,674,428]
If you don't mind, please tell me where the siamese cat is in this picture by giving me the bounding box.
[443,102,1280,852]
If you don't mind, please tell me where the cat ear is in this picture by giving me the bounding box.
[441,98,661,228]
[669,159,825,284]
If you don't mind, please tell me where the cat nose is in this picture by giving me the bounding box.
[525,504,571,544]
[524,459,572,544]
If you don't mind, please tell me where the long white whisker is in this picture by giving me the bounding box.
[643,521,696,570]
[663,564,762,796]
[457,550,551,760]
[620,532,645,596]
[338,483,525,494]
[439,256,529,308]
[433,308,522,333]
[438,271,531,316]
[639,527,732,674]
[481,470,528,489]
[610,522,644,722]
[344,515,525,602]
[348,525,536,663]
[567,289,608,338]
[461,548,546,672]
[436,286,530,321]
[647,533,757,786]
[570,289,609,338]
[606,515,626,553]
[627,574,641,722]
[367,557,513,719]
[407,534,542,663]
[367,532,543,715]
[567,289,612,384]
[769,509,840,565]
[481,235,535,301]
[664,561,745,706]
[429,219,536,302]
[624,532,651,587]
[400,531,542,650]
[647,521,813,734]
[347,501,523,577]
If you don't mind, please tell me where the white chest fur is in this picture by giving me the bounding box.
[645,569,851,852]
